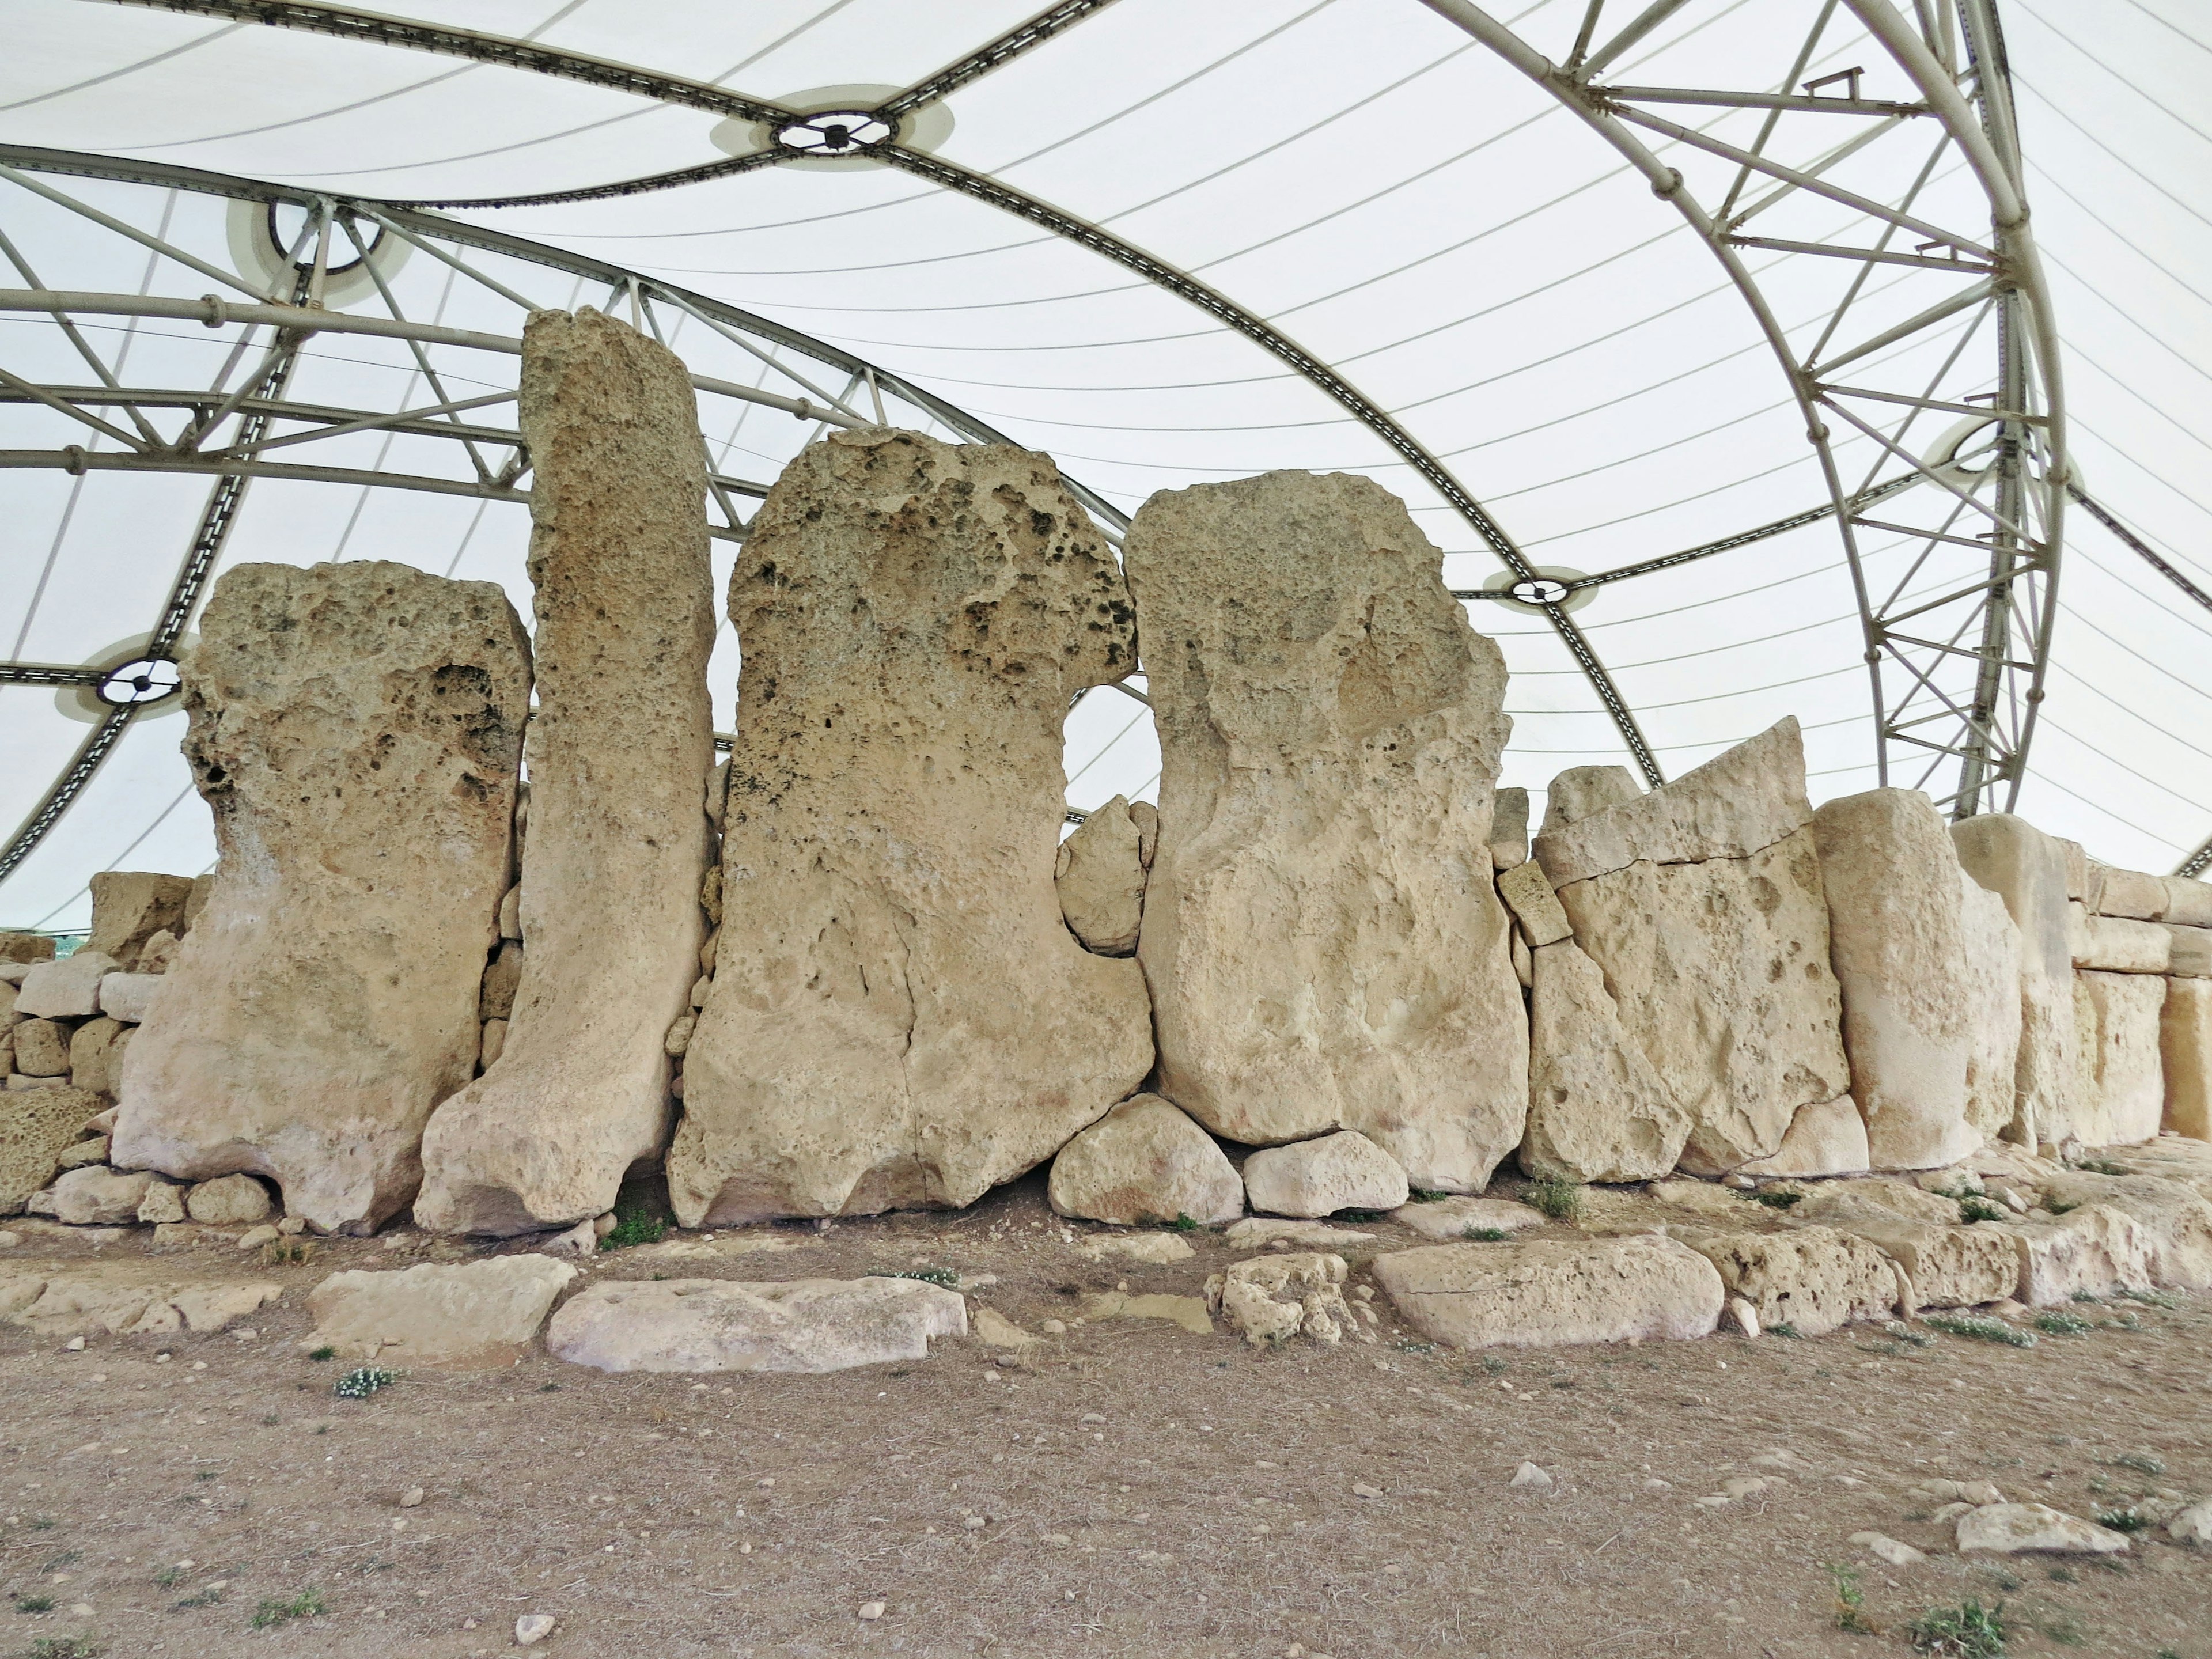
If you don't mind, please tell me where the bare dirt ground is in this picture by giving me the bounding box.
[3,1172,2208,1659]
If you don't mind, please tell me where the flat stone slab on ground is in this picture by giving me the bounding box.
[1221,1218,1378,1249]
[0,1261,281,1336]
[1388,1196,1544,1241]
[305,1254,577,1368]
[1676,1225,1895,1336]
[1370,1233,1724,1349]
[1955,1503,2131,1555]
[547,1275,966,1373]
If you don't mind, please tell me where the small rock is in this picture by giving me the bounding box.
[64,1336,86,1351]
[541,1218,599,1259]
[1389,1195,1544,1241]
[1728,1296,1759,1338]
[400,1487,425,1508]
[236,1224,281,1250]
[1205,1253,1359,1346]
[1352,1482,1385,1499]
[1243,1131,1408,1219]
[1510,1462,1553,1490]
[973,1308,1037,1351]
[514,1612,556,1644]
[1721,1477,1771,1499]
[51,1165,157,1226]
[187,1173,274,1226]
[1039,1318,1067,1335]
[2168,1501,2212,1546]
[1956,1503,2130,1555]
[857,1601,886,1621]
[1848,1531,1926,1566]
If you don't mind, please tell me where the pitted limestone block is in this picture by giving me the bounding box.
[1497,859,1571,948]
[1,1085,103,1214]
[1125,471,1525,1192]
[673,430,1152,1224]
[419,309,713,1236]
[1994,1203,2152,1305]
[2036,1169,2212,1290]
[86,872,193,969]
[1815,1218,2018,1309]
[1679,1225,1896,1335]
[1952,813,2080,1146]
[1055,795,1147,956]
[1372,1234,1725,1349]
[1736,1094,1870,1179]
[1518,938,1690,1183]
[110,559,529,1235]
[1538,765,1642,836]
[2073,971,2167,1147]
[1490,786,1530,870]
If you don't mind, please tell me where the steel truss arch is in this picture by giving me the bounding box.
[1422,0,2069,819]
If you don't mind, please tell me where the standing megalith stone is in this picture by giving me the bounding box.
[1811,789,1986,1171]
[2073,970,2166,1147]
[111,560,529,1233]
[2164,978,2212,1140]
[669,430,1153,1225]
[1950,813,2081,1145]
[1959,871,2025,1146]
[1537,721,1849,1175]
[1123,471,1527,1192]
[1519,938,1691,1184]
[416,309,715,1235]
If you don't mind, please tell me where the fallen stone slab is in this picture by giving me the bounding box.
[1956,1503,2130,1555]
[1370,1234,1725,1349]
[547,1275,965,1373]
[1205,1252,1362,1346]
[1077,1290,1212,1335]
[1388,1196,1545,1241]
[1069,1232,1194,1264]
[1821,1218,2019,1309]
[1243,1131,1407,1219]
[1677,1225,1896,1336]
[1993,1204,2152,1306]
[0,1262,280,1336]
[1221,1218,1377,1249]
[305,1255,577,1368]
[1047,1093,1243,1226]
[2035,1169,2212,1289]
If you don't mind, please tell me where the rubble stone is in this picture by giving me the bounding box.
[1678,1225,1896,1335]
[67,1018,127,1095]
[1819,1218,2018,1308]
[1956,1503,2130,1555]
[12,1019,69,1077]
[1388,1195,1545,1240]
[1055,796,1147,955]
[1490,786,1530,870]
[675,430,1150,1224]
[112,559,529,1234]
[1126,470,1526,1191]
[1243,1130,1408,1218]
[1995,1203,2151,1305]
[1205,1252,1359,1346]
[2036,1169,2212,1290]
[1497,859,1572,948]
[1047,1093,1243,1226]
[0,933,55,964]
[186,1173,274,1226]
[418,309,714,1236]
[87,872,193,969]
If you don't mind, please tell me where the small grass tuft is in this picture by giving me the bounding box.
[13,1594,56,1615]
[1465,1226,1509,1241]
[153,1567,185,1589]
[26,1518,56,1532]
[1767,1321,1803,1339]
[1745,1187,1802,1210]
[2094,1507,2147,1533]
[2116,1287,2176,1309]
[1828,1563,1876,1634]
[1168,1213,1198,1232]
[2032,1310,2091,1336]
[1407,1189,1449,1203]
[1954,1195,2008,1224]
[171,1588,222,1609]
[2110,1452,2165,1476]
[1922,1311,2036,1347]
[2067,1288,2100,1302]
[597,1197,665,1251]
[307,1345,335,1362]
[884,1267,959,1289]
[2105,1309,2143,1331]
[249,1589,325,1630]
[1335,1209,1387,1222]
[2046,1565,2075,1583]
[1523,1175,1583,1223]
[2070,1157,2127,1176]
[1908,1599,2008,1658]
[332,1366,396,1400]
[538,1382,562,1393]
[28,1640,101,1659]
[1883,1320,1937,1348]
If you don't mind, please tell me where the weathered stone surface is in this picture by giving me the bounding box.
[137,1177,187,1225]
[1679,1225,1895,1335]
[2163,979,2212,1139]
[418,310,713,1237]
[2168,924,2212,978]
[2094,867,2166,921]
[1957,1503,2130,1555]
[1243,1130,1407,1218]
[1490,786,1530,870]
[1791,1175,1963,1226]
[546,1275,965,1373]
[52,1165,156,1225]
[1539,766,1641,836]
[2036,1169,2212,1289]
[1,1086,102,1214]
[1952,813,2078,1145]
[0,933,55,964]
[2073,971,2167,1147]
[186,1173,273,1226]
[1205,1252,1359,1346]
[112,560,529,1235]
[1535,721,1810,889]
[2076,914,2171,974]
[137,930,181,975]
[1823,1218,2017,1308]
[479,1017,509,1070]
[1055,796,1147,955]
[55,1136,109,1171]
[12,1019,69,1077]
[1124,471,1526,1192]
[1958,873,2024,1145]
[0,1263,279,1335]
[97,972,164,1026]
[1813,789,1983,1171]
[2165,877,2212,928]
[1221,1217,1376,1249]
[1995,1203,2151,1305]
[16,951,121,1020]
[68,1018,127,1095]
[1388,1195,1545,1240]
[1047,1093,1242,1226]
[1557,830,1847,1173]
[306,1255,577,1367]
[88,872,193,969]
[1372,1234,1725,1349]
[1518,939,1690,1183]
[1737,1095,1870,1179]
[674,430,1150,1224]
[1497,859,1571,948]
[476,941,523,1021]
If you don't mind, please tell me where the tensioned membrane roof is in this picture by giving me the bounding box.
[2,0,2207,931]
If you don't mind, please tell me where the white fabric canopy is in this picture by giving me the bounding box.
[1,0,2206,931]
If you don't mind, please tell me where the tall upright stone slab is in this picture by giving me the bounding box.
[1959,872,2024,1145]
[2073,970,2166,1147]
[1537,720,1849,1174]
[1520,938,1691,1183]
[111,562,529,1233]
[671,430,1153,1225]
[2163,979,2212,1140]
[417,309,715,1235]
[1811,789,1984,1171]
[1950,813,2080,1145]
[1124,471,1527,1192]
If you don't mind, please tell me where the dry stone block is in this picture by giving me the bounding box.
[2076,914,2171,974]
[1126,471,1526,1191]
[2,1085,103,1214]
[1959,873,2024,1144]
[306,1255,577,1367]
[476,941,523,1021]
[1055,796,1147,956]
[136,1177,187,1225]
[0,934,54,964]
[52,1166,156,1225]
[1812,789,1983,1171]
[88,872,192,969]
[1539,765,1641,836]
[673,430,1150,1225]
[1680,1226,1896,1335]
[2163,979,2212,1139]
[418,310,714,1237]
[1823,1218,2018,1308]
[2036,1169,2212,1289]
[1205,1252,1359,1346]
[1490,786,1530,870]
[55,1136,109,1171]
[112,560,528,1236]
[97,973,163,1025]
[1957,1504,2130,1555]
[1952,813,2079,1145]
[16,951,120,1020]
[1243,1130,1407,1218]
[137,931,180,974]
[2164,878,2212,929]
[1737,1095,1870,1179]
[1388,1195,1544,1240]
[2074,971,2166,1147]
[1518,939,1690,1183]
[2167,925,2212,978]
[186,1173,273,1226]
[1497,859,1571,948]
[1543,721,1845,1173]
[12,1020,69,1077]
[1047,1093,1242,1226]
[68,1018,126,1095]
[1372,1234,1725,1349]
[1996,1203,2151,1305]
[2094,868,2166,921]
[546,1275,965,1373]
